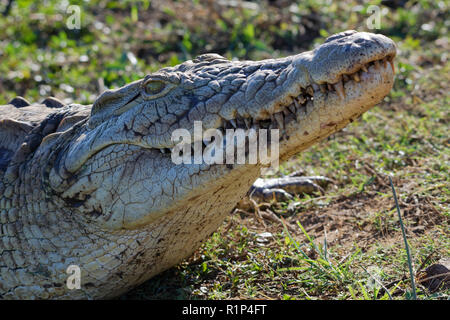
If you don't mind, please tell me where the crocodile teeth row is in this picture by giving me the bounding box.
[300,55,394,102]
[216,56,394,140]
[158,56,394,154]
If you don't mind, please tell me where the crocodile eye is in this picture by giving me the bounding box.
[141,77,176,100]
[144,80,166,95]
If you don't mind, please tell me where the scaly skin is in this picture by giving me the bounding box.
[0,31,396,299]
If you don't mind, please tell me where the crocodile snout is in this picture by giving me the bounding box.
[298,31,396,85]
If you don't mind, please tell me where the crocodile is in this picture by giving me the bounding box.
[0,30,396,299]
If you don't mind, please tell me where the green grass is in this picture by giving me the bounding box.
[1,0,448,300]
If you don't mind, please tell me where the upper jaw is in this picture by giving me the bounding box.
[215,31,396,136]
[296,30,396,85]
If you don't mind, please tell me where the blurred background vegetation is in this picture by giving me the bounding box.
[0,0,447,105]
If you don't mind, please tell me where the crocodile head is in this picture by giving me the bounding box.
[48,30,396,230]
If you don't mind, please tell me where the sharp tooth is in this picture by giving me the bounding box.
[374,60,380,69]
[361,65,368,73]
[383,58,388,68]
[334,80,345,100]
[293,99,300,109]
[160,148,166,154]
[244,118,251,129]
[388,59,395,73]
[343,74,350,82]
[285,96,293,105]
[230,119,237,128]
[353,73,360,82]
[327,83,333,91]
[306,86,314,96]
[320,84,327,93]
[274,112,284,129]
[299,95,306,104]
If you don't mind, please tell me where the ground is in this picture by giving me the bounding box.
[0,0,448,300]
